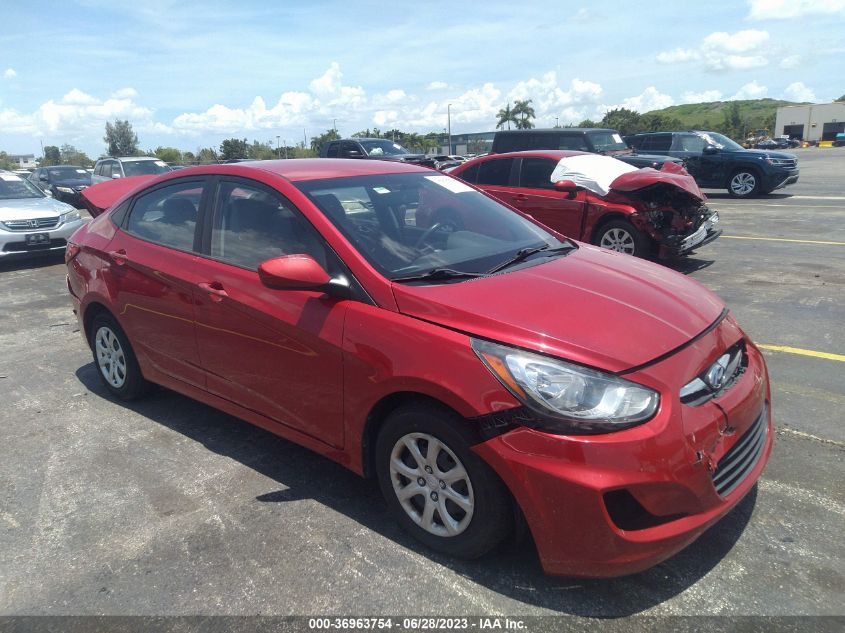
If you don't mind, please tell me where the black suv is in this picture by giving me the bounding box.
[320,138,425,163]
[625,130,799,197]
[491,128,681,169]
[28,165,91,207]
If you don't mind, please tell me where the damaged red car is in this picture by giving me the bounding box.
[442,150,721,259]
[67,159,768,577]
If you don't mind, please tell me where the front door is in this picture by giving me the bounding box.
[512,157,587,239]
[192,178,346,448]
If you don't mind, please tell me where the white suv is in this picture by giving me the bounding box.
[91,157,171,184]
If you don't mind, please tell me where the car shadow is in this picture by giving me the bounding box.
[704,191,793,200]
[0,251,65,272]
[74,362,757,617]
[665,256,715,275]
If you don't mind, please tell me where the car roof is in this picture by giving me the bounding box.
[172,158,430,182]
[468,150,589,160]
[496,128,617,134]
[97,156,160,162]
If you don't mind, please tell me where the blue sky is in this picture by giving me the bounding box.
[1,0,844,157]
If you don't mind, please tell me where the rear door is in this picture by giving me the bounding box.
[513,157,587,238]
[108,178,210,388]
[192,177,346,448]
[472,157,519,207]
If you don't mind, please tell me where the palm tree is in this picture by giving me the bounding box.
[495,103,518,130]
[513,99,536,130]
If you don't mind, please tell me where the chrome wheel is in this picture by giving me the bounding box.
[389,432,474,537]
[730,172,757,196]
[600,227,636,254]
[95,326,127,388]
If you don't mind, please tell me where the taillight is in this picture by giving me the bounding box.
[65,242,81,263]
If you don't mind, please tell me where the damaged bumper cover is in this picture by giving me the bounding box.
[661,211,722,257]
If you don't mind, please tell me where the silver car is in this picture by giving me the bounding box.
[0,171,86,259]
[91,157,171,184]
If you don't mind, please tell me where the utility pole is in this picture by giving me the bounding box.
[276,135,281,159]
[447,103,452,155]
[555,116,559,128]
[283,139,288,159]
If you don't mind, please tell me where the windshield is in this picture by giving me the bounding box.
[0,175,46,200]
[296,172,566,280]
[588,131,629,152]
[47,166,91,181]
[696,132,744,151]
[122,160,171,177]
[359,140,411,157]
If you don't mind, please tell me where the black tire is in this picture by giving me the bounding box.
[593,219,651,258]
[89,313,151,401]
[727,169,760,198]
[375,402,513,559]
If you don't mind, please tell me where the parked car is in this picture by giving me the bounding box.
[28,165,92,207]
[70,159,771,577]
[0,170,86,258]
[833,133,845,148]
[491,128,682,169]
[445,150,720,259]
[625,131,799,197]
[91,157,171,184]
[320,138,426,164]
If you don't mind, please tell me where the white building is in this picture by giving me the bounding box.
[9,154,37,169]
[775,102,845,142]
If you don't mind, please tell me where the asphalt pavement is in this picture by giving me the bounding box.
[0,148,842,620]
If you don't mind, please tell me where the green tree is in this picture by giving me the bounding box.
[310,129,340,152]
[197,147,218,164]
[577,119,598,128]
[219,138,249,160]
[495,103,518,130]
[59,144,93,166]
[153,146,182,164]
[512,99,536,130]
[599,108,642,135]
[104,119,139,156]
[42,145,61,166]
[181,151,197,164]
[720,102,743,139]
[0,152,14,170]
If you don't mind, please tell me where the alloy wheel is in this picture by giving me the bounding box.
[389,432,474,537]
[600,227,636,254]
[95,326,127,388]
[730,172,757,196]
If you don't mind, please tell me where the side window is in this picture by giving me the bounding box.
[558,135,589,151]
[674,134,706,153]
[102,162,113,178]
[520,158,557,189]
[648,135,672,152]
[211,180,328,270]
[458,163,480,184]
[126,180,203,251]
[340,141,362,158]
[94,163,103,176]
[326,142,339,158]
[476,158,515,186]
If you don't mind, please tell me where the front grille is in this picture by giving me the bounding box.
[1,217,60,231]
[711,403,768,497]
[680,340,746,406]
[768,158,797,169]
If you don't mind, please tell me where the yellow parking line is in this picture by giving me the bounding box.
[757,344,845,362]
[721,235,845,246]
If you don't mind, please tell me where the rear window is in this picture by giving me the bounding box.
[122,160,171,177]
[520,158,556,189]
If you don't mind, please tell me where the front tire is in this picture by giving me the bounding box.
[375,403,513,559]
[728,169,759,197]
[90,313,151,400]
[594,219,650,258]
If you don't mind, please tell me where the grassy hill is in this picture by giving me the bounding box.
[644,98,802,132]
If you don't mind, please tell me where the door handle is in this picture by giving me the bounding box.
[198,281,228,301]
[108,249,128,265]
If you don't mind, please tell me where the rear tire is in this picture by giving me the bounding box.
[375,403,513,559]
[594,219,651,258]
[728,169,760,197]
[90,313,151,401]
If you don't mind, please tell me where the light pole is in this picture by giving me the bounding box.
[447,103,452,155]
[276,135,281,159]
[555,116,559,128]
[283,139,288,159]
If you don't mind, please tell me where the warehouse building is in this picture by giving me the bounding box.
[775,102,845,142]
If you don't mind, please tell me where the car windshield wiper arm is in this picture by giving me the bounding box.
[486,243,574,275]
[392,268,487,283]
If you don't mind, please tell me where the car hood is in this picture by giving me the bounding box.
[0,196,76,220]
[51,178,91,187]
[726,148,797,160]
[392,245,725,373]
[609,161,705,201]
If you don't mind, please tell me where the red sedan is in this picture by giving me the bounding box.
[68,159,770,577]
[442,150,721,259]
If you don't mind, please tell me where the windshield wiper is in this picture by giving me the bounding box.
[486,243,574,274]
[392,268,487,283]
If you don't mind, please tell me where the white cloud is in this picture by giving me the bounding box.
[172,91,316,133]
[779,55,801,69]
[782,81,816,102]
[748,0,845,20]
[111,87,139,99]
[383,89,408,103]
[656,29,770,71]
[601,86,675,114]
[426,81,448,90]
[728,81,768,100]
[682,90,724,103]
[3,68,16,79]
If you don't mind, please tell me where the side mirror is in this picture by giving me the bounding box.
[43,189,53,197]
[111,173,122,179]
[344,150,364,158]
[703,145,719,155]
[39,174,49,182]
[258,254,331,291]
[553,179,578,190]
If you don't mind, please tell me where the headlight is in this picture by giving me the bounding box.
[60,210,81,224]
[56,186,75,194]
[472,339,659,434]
